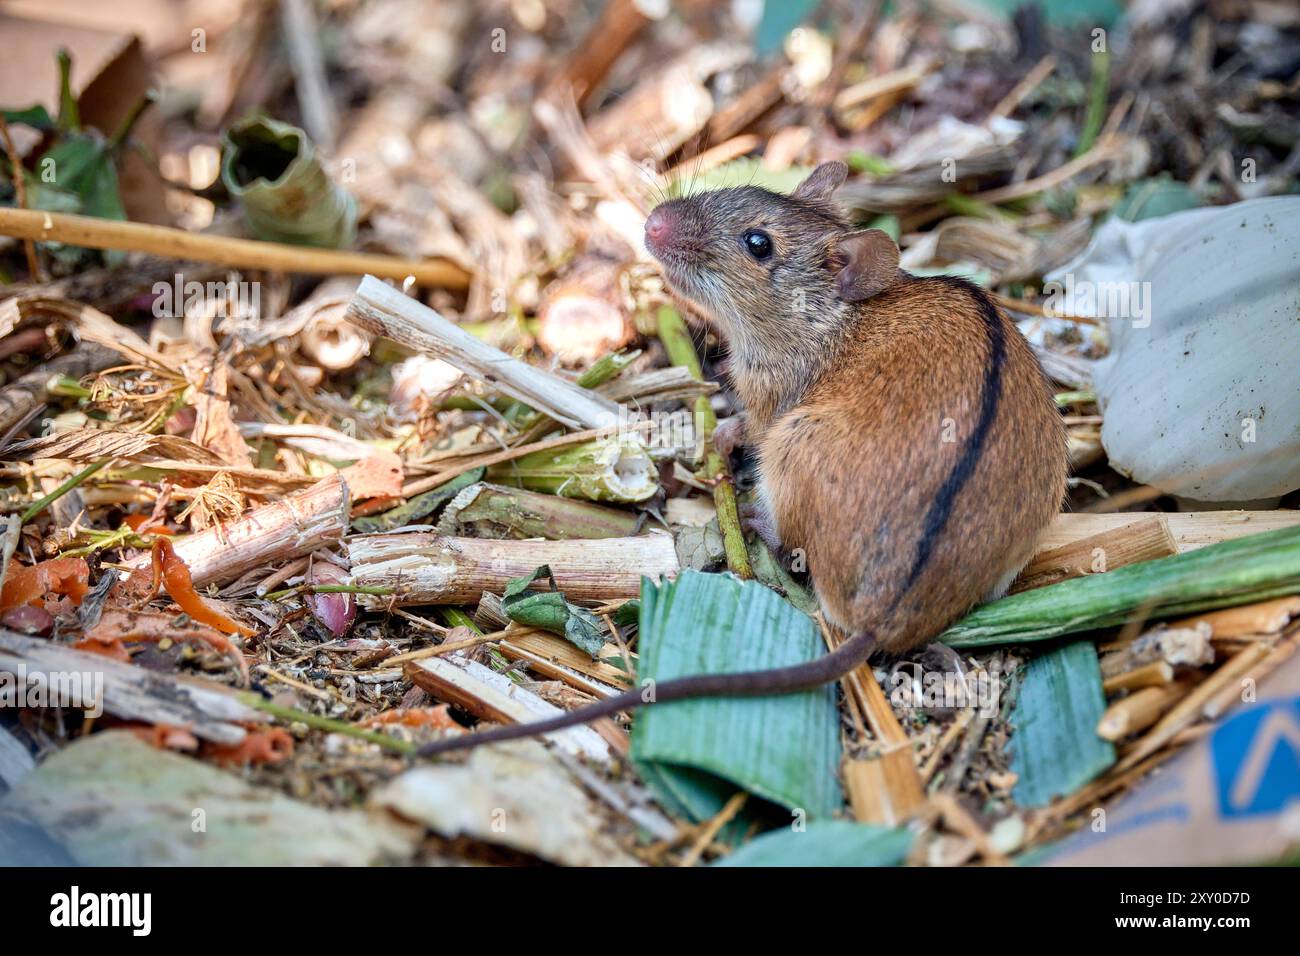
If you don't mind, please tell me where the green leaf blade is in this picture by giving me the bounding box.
[1010,640,1115,808]
[632,570,842,823]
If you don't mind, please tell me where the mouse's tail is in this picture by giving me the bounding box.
[416,630,875,757]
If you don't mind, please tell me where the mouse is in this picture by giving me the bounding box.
[419,160,1066,757]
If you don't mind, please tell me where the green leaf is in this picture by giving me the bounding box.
[941,525,1300,648]
[631,570,842,825]
[2,105,55,130]
[502,565,606,656]
[352,467,483,533]
[715,821,913,867]
[1010,641,1115,807]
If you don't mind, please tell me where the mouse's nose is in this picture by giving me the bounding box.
[644,206,678,250]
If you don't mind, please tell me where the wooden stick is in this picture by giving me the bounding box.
[1096,682,1191,741]
[1116,643,1271,771]
[1102,660,1174,694]
[1013,516,1177,593]
[971,137,1117,204]
[404,655,614,761]
[1172,596,1300,639]
[121,474,350,587]
[1202,637,1295,719]
[546,0,652,109]
[0,115,41,280]
[345,275,619,430]
[0,630,262,745]
[348,530,678,606]
[833,61,935,113]
[1037,511,1300,555]
[0,208,470,289]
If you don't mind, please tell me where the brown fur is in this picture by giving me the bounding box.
[650,160,1066,652]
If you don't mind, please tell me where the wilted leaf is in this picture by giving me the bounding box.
[3,428,225,465]
[502,565,605,656]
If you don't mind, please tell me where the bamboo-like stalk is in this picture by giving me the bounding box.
[656,305,752,578]
[1202,638,1295,719]
[439,482,641,539]
[844,752,926,826]
[0,208,468,288]
[942,525,1300,648]
[1171,596,1300,639]
[121,474,350,587]
[348,530,678,606]
[1012,516,1176,593]
[485,435,657,502]
[345,275,619,430]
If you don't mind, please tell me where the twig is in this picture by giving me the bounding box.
[678,791,748,867]
[0,208,470,289]
[990,54,1058,120]
[346,275,619,430]
[0,114,42,280]
[279,0,337,150]
[656,305,752,578]
[121,474,351,587]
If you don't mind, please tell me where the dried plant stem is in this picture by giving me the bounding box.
[348,531,678,606]
[0,114,41,280]
[656,305,752,578]
[0,208,470,289]
[121,474,351,587]
[346,275,619,430]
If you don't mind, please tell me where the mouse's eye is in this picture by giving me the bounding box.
[742,229,773,261]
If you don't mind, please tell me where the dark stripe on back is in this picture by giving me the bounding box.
[893,278,1006,602]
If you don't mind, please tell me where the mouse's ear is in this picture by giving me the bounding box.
[834,229,901,302]
[792,161,848,203]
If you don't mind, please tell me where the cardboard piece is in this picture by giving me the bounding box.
[1046,648,1300,865]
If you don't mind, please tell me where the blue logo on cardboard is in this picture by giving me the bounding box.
[1211,696,1300,819]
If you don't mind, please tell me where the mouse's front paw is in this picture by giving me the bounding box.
[711,416,745,458]
[739,500,782,553]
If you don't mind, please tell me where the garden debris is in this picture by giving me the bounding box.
[371,738,638,867]
[1045,646,1300,865]
[0,0,1296,869]
[0,731,415,865]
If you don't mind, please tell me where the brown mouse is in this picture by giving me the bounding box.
[419,160,1066,757]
